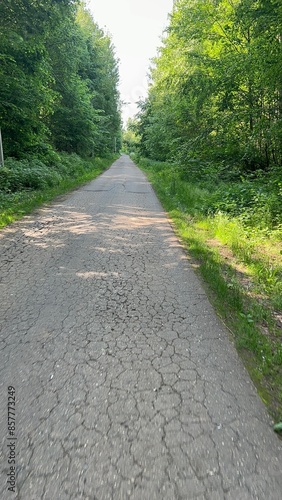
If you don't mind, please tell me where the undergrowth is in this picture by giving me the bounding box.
[0,152,117,227]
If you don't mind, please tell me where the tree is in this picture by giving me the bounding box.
[0,0,121,158]
[137,0,282,172]
[76,3,121,155]
[122,118,140,153]
[0,0,65,156]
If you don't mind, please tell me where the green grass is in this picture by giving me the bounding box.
[136,156,282,422]
[0,154,117,228]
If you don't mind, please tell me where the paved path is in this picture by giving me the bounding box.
[0,155,281,499]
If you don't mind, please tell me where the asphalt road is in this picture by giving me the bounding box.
[0,155,281,499]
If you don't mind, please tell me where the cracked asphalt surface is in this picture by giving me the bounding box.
[0,154,281,499]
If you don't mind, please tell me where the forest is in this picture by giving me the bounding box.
[131,0,282,244]
[131,0,282,231]
[0,0,121,159]
[130,0,282,418]
[137,0,282,170]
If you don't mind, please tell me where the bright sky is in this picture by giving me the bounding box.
[87,0,174,126]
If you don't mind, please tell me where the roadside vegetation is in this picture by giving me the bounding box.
[133,155,282,422]
[0,153,117,228]
[128,0,282,423]
[0,1,121,159]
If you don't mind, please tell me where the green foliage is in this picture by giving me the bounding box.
[0,0,121,159]
[122,119,140,153]
[0,152,114,194]
[0,159,62,192]
[138,155,282,231]
[274,422,282,433]
[137,0,282,172]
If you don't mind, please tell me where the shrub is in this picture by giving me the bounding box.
[0,158,62,192]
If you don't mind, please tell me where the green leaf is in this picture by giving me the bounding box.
[273,422,282,433]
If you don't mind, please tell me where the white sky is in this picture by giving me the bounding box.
[87,0,174,126]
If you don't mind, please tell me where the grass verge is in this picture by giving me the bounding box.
[0,154,117,228]
[136,156,282,423]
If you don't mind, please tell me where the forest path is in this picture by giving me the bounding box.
[0,155,281,499]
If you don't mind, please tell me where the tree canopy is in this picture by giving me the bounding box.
[0,0,121,158]
[137,0,282,172]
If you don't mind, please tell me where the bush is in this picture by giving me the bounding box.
[138,156,282,231]
[0,158,62,192]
